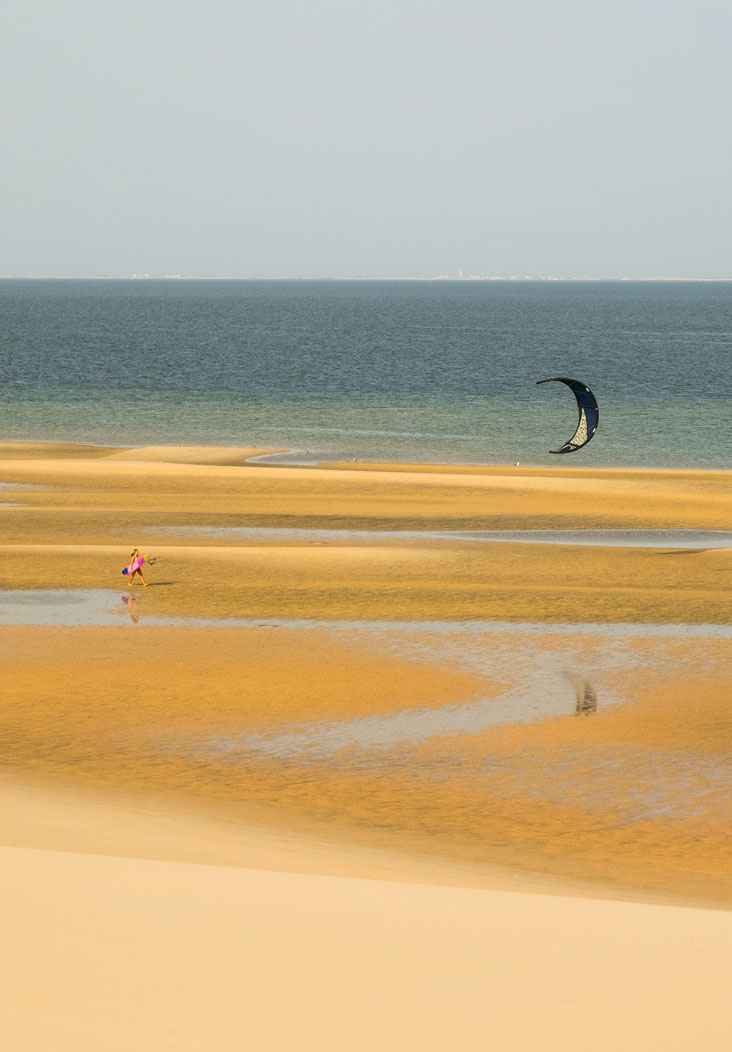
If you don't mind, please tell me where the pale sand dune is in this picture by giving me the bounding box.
[0,776,531,888]
[3,841,732,1052]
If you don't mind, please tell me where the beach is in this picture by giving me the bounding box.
[6,0,732,1032]
[5,838,732,1052]
[2,442,732,1049]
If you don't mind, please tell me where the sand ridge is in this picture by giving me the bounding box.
[105,444,282,465]
[3,447,732,527]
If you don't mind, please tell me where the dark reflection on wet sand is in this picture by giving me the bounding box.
[575,682,598,716]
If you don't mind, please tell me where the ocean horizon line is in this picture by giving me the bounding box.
[2,274,732,283]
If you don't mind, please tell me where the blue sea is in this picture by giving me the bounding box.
[1,279,730,468]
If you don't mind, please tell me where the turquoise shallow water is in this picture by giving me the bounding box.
[2,279,731,467]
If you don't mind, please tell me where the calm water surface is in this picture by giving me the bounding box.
[2,279,731,467]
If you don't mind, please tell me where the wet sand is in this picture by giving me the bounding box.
[2,443,732,1048]
[3,618,731,905]
[2,442,732,895]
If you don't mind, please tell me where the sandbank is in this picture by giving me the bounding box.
[2,442,732,622]
[105,444,283,465]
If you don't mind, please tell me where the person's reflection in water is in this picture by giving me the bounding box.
[121,594,141,625]
[575,682,598,716]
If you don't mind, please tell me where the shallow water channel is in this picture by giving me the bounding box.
[151,526,732,549]
[5,587,732,828]
[3,587,731,753]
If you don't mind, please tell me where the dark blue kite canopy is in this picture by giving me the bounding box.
[536,377,599,454]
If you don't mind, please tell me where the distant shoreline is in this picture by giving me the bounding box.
[2,275,732,283]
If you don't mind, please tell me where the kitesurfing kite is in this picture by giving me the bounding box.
[536,376,599,454]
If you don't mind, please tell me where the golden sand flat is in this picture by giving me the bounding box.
[2,443,732,908]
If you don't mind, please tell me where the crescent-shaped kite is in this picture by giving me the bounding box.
[536,376,599,454]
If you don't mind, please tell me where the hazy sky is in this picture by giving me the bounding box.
[2,0,730,277]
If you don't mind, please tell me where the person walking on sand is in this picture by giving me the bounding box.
[127,547,148,587]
